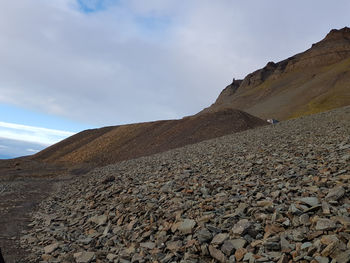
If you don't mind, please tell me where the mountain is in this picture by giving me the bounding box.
[31,109,267,167]
[200,27,350,120]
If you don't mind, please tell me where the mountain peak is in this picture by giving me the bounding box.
[323,27,350,41]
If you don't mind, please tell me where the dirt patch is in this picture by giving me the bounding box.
[0,159,73,263]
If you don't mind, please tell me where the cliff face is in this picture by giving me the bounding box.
[202,27,350,120]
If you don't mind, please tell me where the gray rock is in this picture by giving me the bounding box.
[197,228,212,243]
[299,197,319,207]
[232,219,251,235]
[314,256,329,263]
[221,240,235,256]
[73,251,95,263]
[140,242,156,249]
[229,239,247,250]
[325,186,345,201]
[178,219,196,234]
[211,233,228,246]
[315,218,336,231]
[209,245,227,263]
[44,243,59,254]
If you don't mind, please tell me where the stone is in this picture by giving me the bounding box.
[89,214,107,226]
[299,214,310,225]
[178,219,196,234]
[106,253,117,261]
[264,242,280,251]
[280,236,291,252]
[43,243,59,254]
[73,252,95,263]
[300,242,312,250]
[335,250,350,263]
[234,248,247,261]
[299,197,320,207]
[232,219,251,235]
[257,200,273,207]
[277,254,289,263]
[209,245,228,263]
[166,241,182,252]
[230,239,247,250]
[315,218,336,231]
[321,235,338,245]
[140,242,156,249]
[243,252,254,262]
[321,241,338,257]
[314,256,329,263]
[221,240,235,256]
[197,228,212,243]
[211,233,228,246]
[325,186,345,201]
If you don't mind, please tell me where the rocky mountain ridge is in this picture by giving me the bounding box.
[201,27,350,120]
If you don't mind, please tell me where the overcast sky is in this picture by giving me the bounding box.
[0,0,349,157]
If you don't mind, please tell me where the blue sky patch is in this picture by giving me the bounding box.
[77,0,119,13]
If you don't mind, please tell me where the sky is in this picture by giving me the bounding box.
[0,0,349,158]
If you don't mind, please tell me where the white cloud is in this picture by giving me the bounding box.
[0,0,349,126]
[0,121,74,145]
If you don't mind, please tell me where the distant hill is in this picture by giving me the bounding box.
[200,27,350,120]
[31,109,267,167]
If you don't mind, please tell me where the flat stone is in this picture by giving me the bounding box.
[234,247,247,262]
[89,214,107,226]
[221,240,235,256]
[243,252,254,262]
[300,242,312,250]
[315,218,336,231]
[140,242,156,249]
[106,253,118,261]
[321,241,338,257]
[211,233,228,246]
[314,256,329,263]
[178,219,196,234]
[197,228,212,243]
[230,239,247,250]
[43,242,59,254]
[335,250,350,263]
[166,241,182,252]
[321,235,338,245]
[73,252,95,263]
[232,219,251,235]
[325,186,345,201]
[299,197,319,207]
[257,200,273,207]
[209,245,227,263]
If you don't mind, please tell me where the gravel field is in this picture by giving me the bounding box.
[21,106,350,263]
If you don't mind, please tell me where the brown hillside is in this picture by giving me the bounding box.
[32,109,267,166]
[201,27,350,120]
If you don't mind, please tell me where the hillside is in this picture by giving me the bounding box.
[201,27,350,120]
[32,109,267,166]
[22,106,350,262]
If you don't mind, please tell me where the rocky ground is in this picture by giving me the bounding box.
[21,106,350,263]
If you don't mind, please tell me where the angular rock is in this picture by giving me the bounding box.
[209,245,227,263]
[73,252,95,263]
[178,219,196,234]
[43,243,59,254]
[232,219,251,235]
